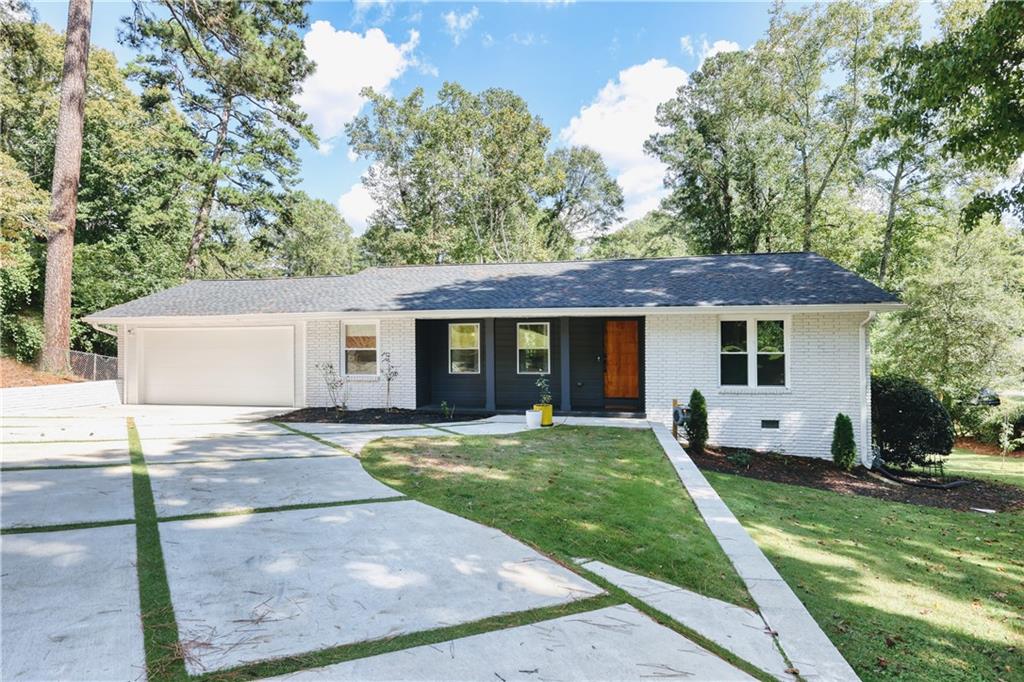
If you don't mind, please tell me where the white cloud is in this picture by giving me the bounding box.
[481,32,495,47]
[353,0,393,25]
[679,35,694,57]
[296,22,420,146]
[560,58,687,222]
[338,181,378,234]
[510,32,541,47]
[442,6,479,46]
[699,38,740,66]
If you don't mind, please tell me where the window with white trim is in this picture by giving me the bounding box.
[517,322,550,374]
[344,322,378,375]
[449,323,480,374]
[756,320,786,386]
[719,319,786,387]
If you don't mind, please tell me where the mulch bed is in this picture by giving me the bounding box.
[0,357,81,388]
[270,407,495,425]
[692,446,1024,513]
[956,438,1024,458]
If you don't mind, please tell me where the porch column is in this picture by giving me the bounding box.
[485,318,496,411]
[560,317,571,413]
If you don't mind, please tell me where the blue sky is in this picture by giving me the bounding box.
[29,1,935,233]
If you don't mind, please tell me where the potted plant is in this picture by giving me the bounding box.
[534,376,553,427]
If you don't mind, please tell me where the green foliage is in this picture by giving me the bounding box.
[971,403,1024,448]
[877,0,1024,227]
[649,1,918,255]
[348,83,622,265]
[535,376,552,405]
[725,449,752,468]
[2,312,43,362]
[685,389,709,454]
[871,375,954,468]
[539,146,623,257]
[266,192,356,276]
[122,0,317,273]
[872,219,1024,418]
[647,50,796,254]
[587,211,687,259]
[831,413,857,470]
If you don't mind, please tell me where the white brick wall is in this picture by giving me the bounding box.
[645,312,870,460]
[305,318,416,410]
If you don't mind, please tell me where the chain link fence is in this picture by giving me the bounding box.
[69,350,118,381]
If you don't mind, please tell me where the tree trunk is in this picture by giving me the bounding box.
[878,156,905,285]
[800,147,812,252]
[39,0,92,374]
[184,109,231,277]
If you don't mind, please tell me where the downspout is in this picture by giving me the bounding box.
[858,311,876,467]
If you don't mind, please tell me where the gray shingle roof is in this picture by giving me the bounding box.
[86,252,900,320]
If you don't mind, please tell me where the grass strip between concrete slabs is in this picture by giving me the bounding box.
[272,421,358,453]
[127,417,189,682]
[570,563,776,682]
[193,594,620,682]
[1,461,129,472]
[1,518,134,535]
[157,496,407,523]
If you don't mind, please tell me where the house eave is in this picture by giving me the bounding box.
[83,301,906,326]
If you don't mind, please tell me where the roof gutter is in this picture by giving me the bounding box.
[83,301,906,326]
[87,321,119,337]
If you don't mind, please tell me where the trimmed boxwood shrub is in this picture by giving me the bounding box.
[831,413,856,471]
[872,375,954,468]
[686,389,708,454]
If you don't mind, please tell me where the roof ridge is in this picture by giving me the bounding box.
[367,251,819,270]
[181,252,822,283]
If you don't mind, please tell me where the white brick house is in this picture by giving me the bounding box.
[88,253,899,464]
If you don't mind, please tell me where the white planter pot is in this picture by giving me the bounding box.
[525,409,542,429]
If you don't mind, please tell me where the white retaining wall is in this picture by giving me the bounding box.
[0,380,123,414]
[305,318,416,410]
[645,312,870,460]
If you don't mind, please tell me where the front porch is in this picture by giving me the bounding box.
[414,316,646,416]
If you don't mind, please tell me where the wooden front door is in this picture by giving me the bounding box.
[604,320,639,399]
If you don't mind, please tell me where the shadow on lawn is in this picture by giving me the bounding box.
[707,473,1023,681]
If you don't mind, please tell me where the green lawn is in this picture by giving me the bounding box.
[360,425,752,608]
[705,471,1023,681]
[945,448,1024,488]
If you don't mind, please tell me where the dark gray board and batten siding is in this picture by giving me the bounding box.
[415,316,644,412]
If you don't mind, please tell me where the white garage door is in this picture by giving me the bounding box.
[140,327,295,406]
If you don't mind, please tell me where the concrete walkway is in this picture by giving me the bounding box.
[577,560,793,681]
[264,605,755,682]
[650,424,859,681]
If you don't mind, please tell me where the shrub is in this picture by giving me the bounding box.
[831,413,857,471]
[725,449,752,468]
[685,389,708,454]
[872,375,954,468]
[2,313,44,363]
[972,402,1024,447]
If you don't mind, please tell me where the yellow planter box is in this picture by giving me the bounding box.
[533,403,553,426]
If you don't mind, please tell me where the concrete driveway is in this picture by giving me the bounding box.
[2,406,756,681]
